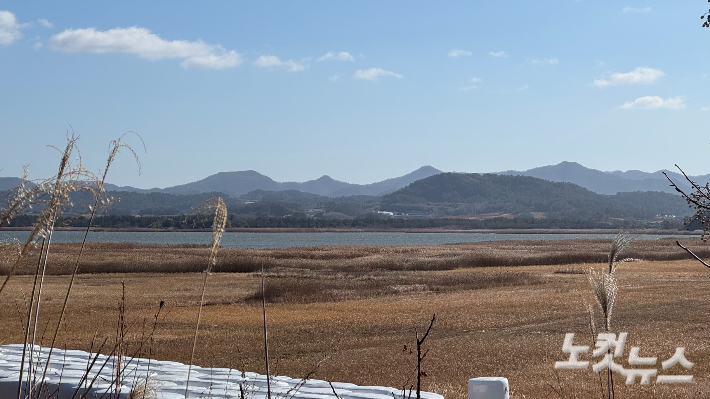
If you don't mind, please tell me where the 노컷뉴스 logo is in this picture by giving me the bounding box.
[554,333,693,385]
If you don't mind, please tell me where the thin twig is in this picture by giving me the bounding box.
[328,381,343,399]
[416,314,435,399]
[262,262,272,399]
[676,241,710,268]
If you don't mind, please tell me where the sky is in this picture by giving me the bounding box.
[1,1,710,189]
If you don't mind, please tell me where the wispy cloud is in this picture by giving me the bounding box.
[620,96,684,110]
[37,18,52,28]
[318,51,354,62]
[448,49,472,57]
[595,60,606,68]
[353,68,403,81]
[457,77,481,91]
[0,10,28,45]
[532,57,558,65]
[518,84,529,91]
[328,74,340,82]
[488,50,508,58]
[594,67,664,87]
[701,105,710,112]
[623,6,652,13]
[49,26,242,69]
[254,55,306,72]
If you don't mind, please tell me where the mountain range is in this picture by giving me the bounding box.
[500,161,708,195]
[0,166,694,221]
[103,165,442,197]
[1,162,708,199]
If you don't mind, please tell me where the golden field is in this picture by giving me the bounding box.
[1,238,710,398]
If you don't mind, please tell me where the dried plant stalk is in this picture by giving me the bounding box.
[184,197,228,398]
[37,133,143,389]
[587,232,632,399]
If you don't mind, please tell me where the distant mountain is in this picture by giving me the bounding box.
[100,166,443,198]
[0,177,24,191]
[609,168,710,188]
[328,166,442,196]
[500,161,700,195]
[103,184,154,193]
[160,170,282,197]
[281,175,353,196]
[382,172,691,219]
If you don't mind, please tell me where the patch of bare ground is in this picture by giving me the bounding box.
[1,240,710,398]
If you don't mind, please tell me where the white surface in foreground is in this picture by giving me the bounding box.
[468,377,509,399]
[0,345,444,399]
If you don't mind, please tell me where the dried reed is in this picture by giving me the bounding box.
[184,197,228,398]
[587,232,633,399]
[0,133,144,399]
[36,133,143,391]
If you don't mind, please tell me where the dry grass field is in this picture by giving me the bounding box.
[2,238,710,398]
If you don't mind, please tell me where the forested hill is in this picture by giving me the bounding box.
[381,172,691,219]
[0,172,692,222]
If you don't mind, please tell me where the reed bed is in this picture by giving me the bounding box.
[242,270,543,304]
[2,260,709,399]
[1,237,707,275]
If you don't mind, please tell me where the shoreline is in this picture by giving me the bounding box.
[0,226,702,235]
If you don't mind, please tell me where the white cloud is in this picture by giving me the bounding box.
[619,96,685,110]
[595,60,606,67]
[0,10,27,45]
[623,6,652,13]
[594,67,664,87]
[254,55,306,72]
[33,41,42,49]
[702,106,710,112]
[488,50,508,57]
[518,84,529,91]
[328,74,340,82]
[254,55,281,68]
[48,26,242,69]
[37,18,52,28]
[532,57,558,65]
[183,53,241,69]
[318,51,354,62]
[353,68,403,81]
[457,77,481,91]
[448,49,472,57]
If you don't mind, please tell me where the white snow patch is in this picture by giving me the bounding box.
[0,345,444,399]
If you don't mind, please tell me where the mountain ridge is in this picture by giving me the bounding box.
[5,162,709,198]
[381,172,691,219]
[100,166,443,198]
[499,161,701,195]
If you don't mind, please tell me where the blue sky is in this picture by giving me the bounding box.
[1,1,709,189]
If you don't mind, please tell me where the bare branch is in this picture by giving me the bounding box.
[676,241,710,269]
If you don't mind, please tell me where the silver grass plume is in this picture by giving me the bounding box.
[588,268,618,331]
[197,197,228,272]
[129,376,158,399]
[35,132,144,393]
[0,167,53,230]
[0,134,99,296]
[589,232,632,332]
[608,232,633,274]
[185,196,228,397]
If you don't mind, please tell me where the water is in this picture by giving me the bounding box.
[0,230,697,249]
